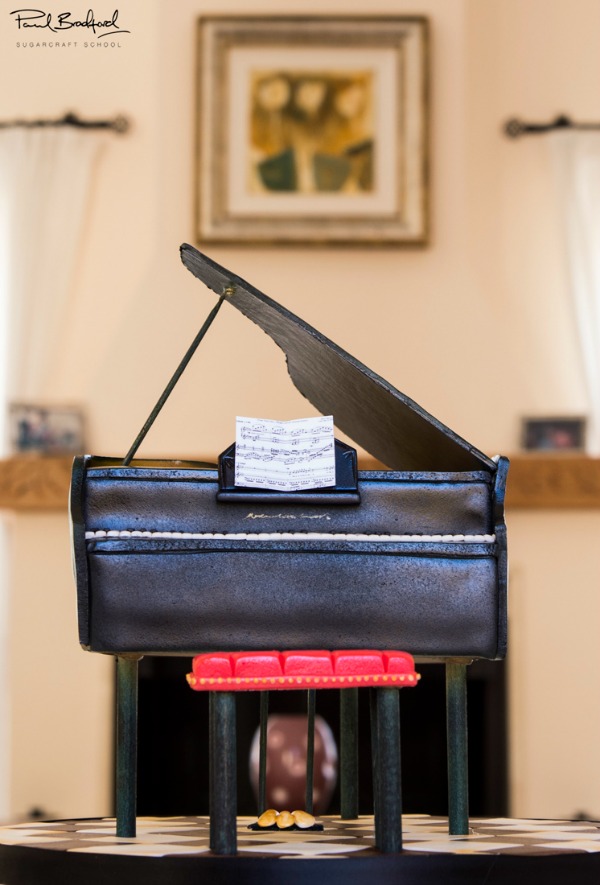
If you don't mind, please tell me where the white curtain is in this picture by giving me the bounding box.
[0,126,105,820]
[548,131,600,454]
[0,127,105,408]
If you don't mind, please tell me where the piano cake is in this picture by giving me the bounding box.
[70,245,508,663]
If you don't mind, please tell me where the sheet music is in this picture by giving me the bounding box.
[235,416,335,492]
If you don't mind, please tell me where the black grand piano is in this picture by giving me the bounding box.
[70,244,508,849]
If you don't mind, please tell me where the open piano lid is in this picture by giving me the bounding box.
[180,244,496,473]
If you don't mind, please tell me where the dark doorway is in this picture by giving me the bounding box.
[133,657,508,818]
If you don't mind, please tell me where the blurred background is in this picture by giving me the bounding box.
[0,0,599,825]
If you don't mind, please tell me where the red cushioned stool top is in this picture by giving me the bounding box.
[187,650,419,691]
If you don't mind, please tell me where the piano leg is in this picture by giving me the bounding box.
[115,654,141,838]
[374,687,402,853]
[446,660,470,835]
[210,691,237,854]
[340,687,359,819]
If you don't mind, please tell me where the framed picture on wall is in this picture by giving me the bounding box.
[195,16,429,246]
[8,403,85,456]
[521,417,586,453]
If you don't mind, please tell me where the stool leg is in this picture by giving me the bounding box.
[208,692,215,849]
[210,691,237,854]
[258,692,269,814]
[369,688,381,848]
[116,655,141,838]
[375,688,402,853]
[446,661,469,835]
[340,688,359,819]
[305,689,316,814]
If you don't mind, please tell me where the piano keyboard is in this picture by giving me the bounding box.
[85,530,496,543]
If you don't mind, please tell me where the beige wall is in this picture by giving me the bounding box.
[1,0,599,820]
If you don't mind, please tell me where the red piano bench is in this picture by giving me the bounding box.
[187,649,420,855]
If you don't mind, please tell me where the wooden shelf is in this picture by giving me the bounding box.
[1,454,599,512]
[0,456,73,512]
[504,455,600,510]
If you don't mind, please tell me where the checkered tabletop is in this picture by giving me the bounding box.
[1,815,600,860]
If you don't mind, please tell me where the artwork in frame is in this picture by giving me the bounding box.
[521,417,586,453]
[196,16,429,246]
[8,403,85,456]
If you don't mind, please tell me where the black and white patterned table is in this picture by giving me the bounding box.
[1,814,599,884]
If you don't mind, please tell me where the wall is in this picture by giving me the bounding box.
[465,0,600,818]
[0,0,599,820]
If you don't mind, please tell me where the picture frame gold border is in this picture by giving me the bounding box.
[195,15,430,247]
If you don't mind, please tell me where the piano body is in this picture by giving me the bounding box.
[70,244,508,842]
[72,244,508,661]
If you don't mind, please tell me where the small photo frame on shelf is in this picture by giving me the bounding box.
[521,417,586,453]
[195,16,429,246]
[8,403,85,456]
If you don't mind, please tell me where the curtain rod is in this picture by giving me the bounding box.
[0,111,129,133]
[505,114,600,138]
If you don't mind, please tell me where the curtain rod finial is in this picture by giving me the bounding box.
[504,118,524,138]
[553,114,572,129]
[113,115,130,134]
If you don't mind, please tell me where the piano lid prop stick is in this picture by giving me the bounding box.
[122,296,225,466]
